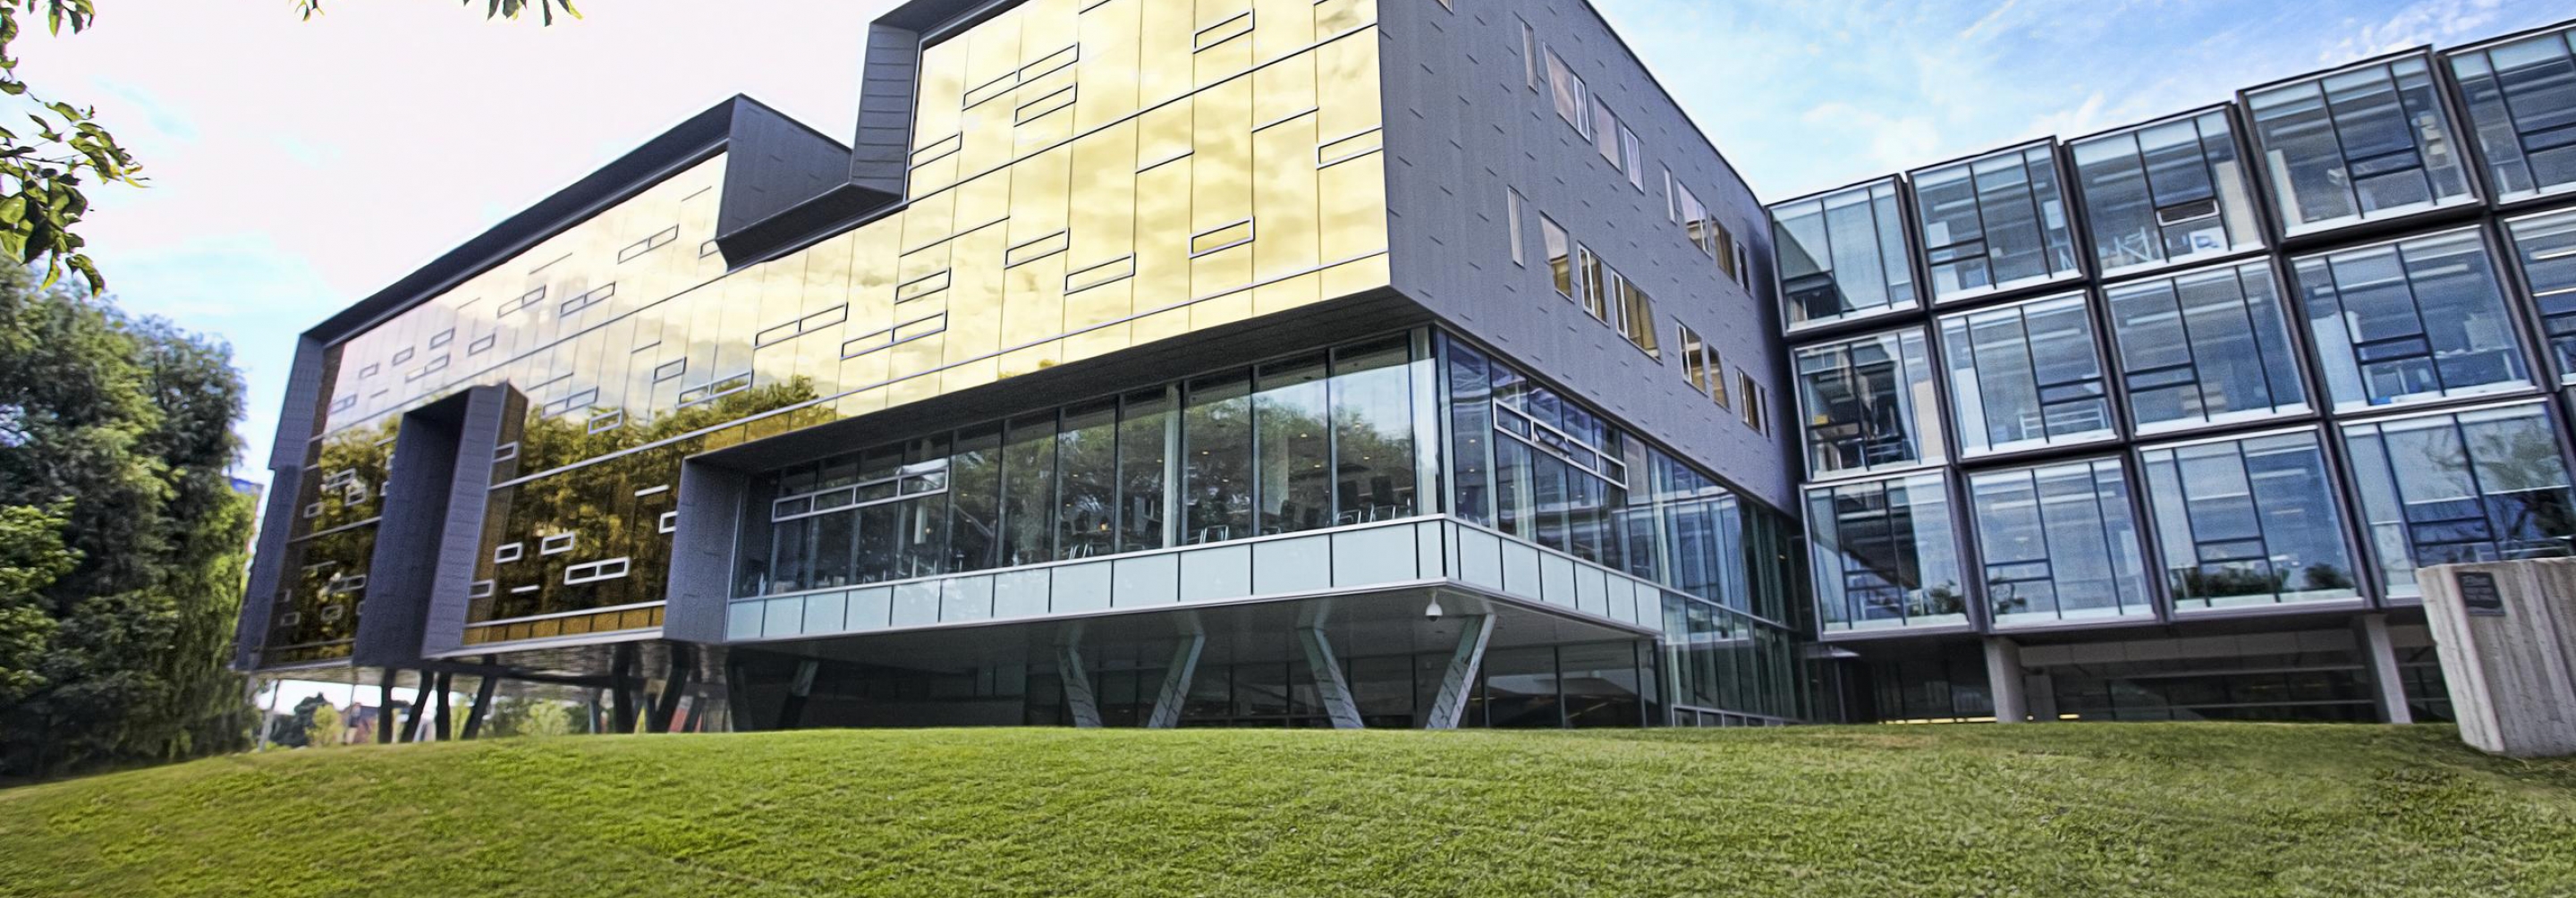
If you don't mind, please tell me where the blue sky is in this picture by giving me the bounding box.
[19,0,2564,483]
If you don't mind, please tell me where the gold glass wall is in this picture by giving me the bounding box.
[267,0,1390,657]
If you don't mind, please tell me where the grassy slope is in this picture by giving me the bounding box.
[2,724,2572,897]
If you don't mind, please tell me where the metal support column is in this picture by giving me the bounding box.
[1058,640,1102,729]
[778,658,819,731]
[1423,614,1496,730]
[610,643,639,734]
[648,646,694,733]
[1983,637,2027,724]
[427,672,453,741]
[376,667,400,745]
[461,667,501,740]
[2354,612,2416,724]
[1146,634,1206,730]
[1298,627,1365,729]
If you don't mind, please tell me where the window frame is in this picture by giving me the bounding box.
[2135,426,2364,614]
[2066,107,2267,279]
[1908,140,2084,304]
[2290,225,2535,413]
[2241,51,2480,237]
[1792,326,1945,480]
[1936,290,2121,459]
[2101,258,2312,436]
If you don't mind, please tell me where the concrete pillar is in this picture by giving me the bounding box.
[2354,612,2416,724]
[1057,641,1103,729]
[1424,614,1496,730]
[1146,634,1205,730]
[1983,637,2027,724]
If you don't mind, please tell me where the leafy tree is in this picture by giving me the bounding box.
[267,693,328,750]
[304,701,341,748]
[0,0,579,293]
[0,501,76,702]
[0,265,253,778]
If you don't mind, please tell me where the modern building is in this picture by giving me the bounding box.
[232,0,2576,731]
[1782,18,2576,723]
[235,0,1805,733]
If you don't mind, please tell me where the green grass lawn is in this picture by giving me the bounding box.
[3,724,2572,897]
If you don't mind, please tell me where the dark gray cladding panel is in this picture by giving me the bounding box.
[267,336,325,470]
[664,460,750,644]
[233,465,308,670]
[353,394,470,666]
[851,23,923,196]
[716,101,857,240]
[421,386,513,659]
[1375,0,1792,508]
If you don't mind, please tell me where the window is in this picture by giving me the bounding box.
[1805,472,1967,631]
[539,532,576,555]
[1545,49,1586,136]
[1593,103,1622,170]
[1794,328,1944,478]
[2104,259,2309,434]
[1911,142,2080,301]
[1614,275,1659,358]
[564,557,631,585]
[1621,126,1643,191]
[2453,28,2576,201]
[2293,228,2530,411]
[1968,457,2152,627]
[1738,373,1764,433]
[1578,246,1606,320]
[2343,402,2576,597]
[494,542,523,563]
[1677,183,1707,253]
[1938,292,2114,456]
[1541,216,1573,298]
[2070,110,2265,277]
[2505,208,2576,384]
[2245,55,2475,235]
[1677,324,1727,409]
[2140,429,2360,611]
[1505,190,1525,267]
[1770,179,1917,329]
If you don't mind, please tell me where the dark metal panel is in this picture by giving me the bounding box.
[233,466,308,670]
[850,23,923,197]
[664,460,749,644]
[420,385,515,658]
[352,393,468,666]
[715,100,855,241]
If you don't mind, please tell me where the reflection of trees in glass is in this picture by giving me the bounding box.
[2426,423,2576,560]
[272,524,375,650]
[479,377,828,623]
[299,417,401,538]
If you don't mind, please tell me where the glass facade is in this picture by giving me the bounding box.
[2140,429,2360,612]
[736,333,1428,595]
[1911,143,2080,302]
[1969,458,2152,628]
[2343,402,2576,597]
[2451,27,2576,202]
[1805,472,1966,632]
[2504,207,2576,385]
[2246,55,2476,235]
[2293,229,2531,412]
[2070,110,2265,277]
[1938,292,2115,456]
[2103,260,2309,434]
[267,0,1394,654]
[1792,328,1944,478]
[1770,179,1918,329]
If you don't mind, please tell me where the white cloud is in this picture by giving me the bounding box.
[2326,0,2504,61]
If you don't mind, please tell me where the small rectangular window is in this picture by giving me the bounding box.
[469,334,496,355]
[539,532,576,555]
[1541,216,1573,298]
[1521,23,1538,90]
[494,542,523,563]
[658,511,679,534]
[468,580,495,599]
[1593,104,1621,169]
[1678,324,1709,394]
[494,441,520,463]
[1621,126,1643,191]
[390,347,414,365]
[564,557,631,585]
[1546,49,1586,135]
[1739,373,1764,431]
[1506,190,1526,267]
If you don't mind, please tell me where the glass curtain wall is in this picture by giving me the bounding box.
[2070,110,2265,277]
[2140,429,2361,611]
[735,333,1430,597]
[1770,180,1919,329]
[2245,55,2477,235]
[1939,292,2116,456]
[1792,328,1945,477]
[2342,402,2576,597]
[2450,27,2576,202]
[1911,143,2081,302]
[2104,260,2309,434]
[1440,336,1805,622]
[2504,208,2576,385]
[2292,229,2531,411]
[1968,457,2153,627]
[1804,472,1968,632]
